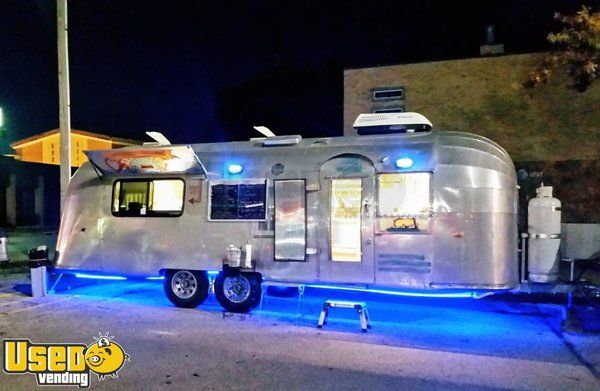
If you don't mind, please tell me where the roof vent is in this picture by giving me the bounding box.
[353,112,432,135]
[250,135,302,146]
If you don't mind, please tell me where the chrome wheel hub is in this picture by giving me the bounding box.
[172,271,197,299]
[223,275,251,303]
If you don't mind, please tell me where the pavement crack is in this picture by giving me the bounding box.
[536,303,600,383]
[559,336,600,382]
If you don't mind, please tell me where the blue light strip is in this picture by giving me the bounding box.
[73,271,221,281]
[305,284,477,298]
[74,273,127,281]
[72,272,477,299]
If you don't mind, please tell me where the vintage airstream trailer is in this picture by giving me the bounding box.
[54,113,518,312]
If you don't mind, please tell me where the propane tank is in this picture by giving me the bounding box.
[527,185,561,283]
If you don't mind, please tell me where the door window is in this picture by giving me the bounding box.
[330,178,362,262]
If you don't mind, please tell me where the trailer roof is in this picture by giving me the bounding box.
[184,130,511,161]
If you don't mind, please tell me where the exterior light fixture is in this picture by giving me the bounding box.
[74,273,127,280]
[395,158,413,169]
[228,164,243,174]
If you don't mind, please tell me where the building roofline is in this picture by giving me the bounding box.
[11,129,141,148]
[343,51,547,73]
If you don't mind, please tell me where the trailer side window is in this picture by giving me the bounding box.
[209,180,267,221]
[377,173,431,232]
[112,179,185,217]
[274,179,306,261]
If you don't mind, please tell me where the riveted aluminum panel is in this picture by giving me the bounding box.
[433,187,517,214]
[432,212,518,288]
[433,165,516,190]
[374,233,434,289]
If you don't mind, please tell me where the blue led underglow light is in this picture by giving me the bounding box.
[395,157,413,169]
[228,164,243,174]
[145,276,165,280]
[74,273,127,281]
[306,284,476,298]
[206,270,220,276]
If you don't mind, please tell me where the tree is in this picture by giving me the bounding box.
[525,6,600,92]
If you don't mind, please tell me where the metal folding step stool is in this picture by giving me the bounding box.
[317,300,372,332]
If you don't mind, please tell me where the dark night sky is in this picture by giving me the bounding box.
[0,0,597,149]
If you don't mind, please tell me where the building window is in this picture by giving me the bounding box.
[112,178,185,217]
[372,87,404,101]
[209,180,267,221]
[377,173,431,233]
[373,106,405,113]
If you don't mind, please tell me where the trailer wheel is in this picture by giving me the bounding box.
[214,272,262,313]
[164,270,209,308]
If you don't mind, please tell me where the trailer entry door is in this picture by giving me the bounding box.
[318,156,375,284]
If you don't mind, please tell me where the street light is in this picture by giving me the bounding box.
[0,107,6,139]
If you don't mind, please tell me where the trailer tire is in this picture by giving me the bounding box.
[164,270,209,308]
[214,272,262,313]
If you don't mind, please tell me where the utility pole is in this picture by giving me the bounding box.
[57,0,71,210]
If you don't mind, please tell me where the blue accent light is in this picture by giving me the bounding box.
[69,271,220,281]
[228,164,243,174]
[74,273,127,281]
[395,157,413,169]
[306,284,481,299]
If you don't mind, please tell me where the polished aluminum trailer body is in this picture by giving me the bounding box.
[55,130,518,291]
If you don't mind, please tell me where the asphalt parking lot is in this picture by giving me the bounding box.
[0,273,599,390]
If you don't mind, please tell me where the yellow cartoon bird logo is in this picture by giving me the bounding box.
[84,333,130,380]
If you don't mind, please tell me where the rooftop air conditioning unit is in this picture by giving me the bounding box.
[353,112,432,135]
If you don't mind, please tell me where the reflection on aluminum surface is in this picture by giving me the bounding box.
[275,180,306,261]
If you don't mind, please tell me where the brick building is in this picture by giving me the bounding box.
[344,53,600,225]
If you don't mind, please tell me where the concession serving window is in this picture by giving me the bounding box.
[377,172,431,233]
[112,178,185,217]
[208,180,267,221]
